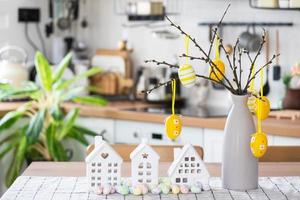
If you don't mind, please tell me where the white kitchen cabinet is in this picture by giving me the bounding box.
[114,120,204,146]
[67,117,115,161]
[76,117,115,143]
[203,128,224,163]
[273,135,300,146]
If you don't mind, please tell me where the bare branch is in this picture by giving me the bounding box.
[207,4,231,57]
[145,60,179,68]
[180,54,206,61]
[245,54,280,91]
[141,79,175,94]
[244,30,266,91]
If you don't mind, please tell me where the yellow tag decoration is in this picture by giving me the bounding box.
[178,35,196,88]
[165,79,182,140]
[209,36,225,81]
[250,68,269,158]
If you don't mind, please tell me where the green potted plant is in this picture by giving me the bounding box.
[0,52,107,186]
[282,62,300,109]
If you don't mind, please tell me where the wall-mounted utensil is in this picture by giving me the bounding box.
[273,30,281,81]
[239,25,261,52]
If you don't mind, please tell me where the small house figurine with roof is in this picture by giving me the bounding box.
[86,136,123,191]
[130,138,160,185]
[168,143,209,185]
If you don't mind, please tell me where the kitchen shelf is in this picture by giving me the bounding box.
[198,22,294,27]
[249,0,300,11]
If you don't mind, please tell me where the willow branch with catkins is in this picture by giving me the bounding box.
[142,4,280,96]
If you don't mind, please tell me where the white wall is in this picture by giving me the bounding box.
[85,0,300,107]
[0,0,50,62]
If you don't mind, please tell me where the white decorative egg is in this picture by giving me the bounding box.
[178,64,196,87]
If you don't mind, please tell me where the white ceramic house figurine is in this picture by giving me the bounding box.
[130,138,160,185]
[86,136,123,191]
[168,143,209,185]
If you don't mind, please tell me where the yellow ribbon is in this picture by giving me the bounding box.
[250,64,255,92]
[215,35,220,60]
[171,79,176,115]
[257,69,264,133]
[184,35,190,64]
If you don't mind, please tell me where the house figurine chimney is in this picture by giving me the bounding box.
[173,148,181,158]
[95,136,103,147]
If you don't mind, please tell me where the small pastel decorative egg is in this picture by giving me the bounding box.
[110,186,116,194]
[151,186,161,194]
[165,114,182,140]
[129,186,134,194]
[103,185,111,195]
[180,185,189,194]
[178,64,196,87]
[250,132,268,158]
[191,185,202,193]
[159,184,170,194]
[139,184,148,195]
[209,59,225,81]
[171,185,180,194]
[133,186,142,196]
[162,178,172,187]
[117,185,129,195]
[94,186,103,195]
[256,96,270,120]
[194,181,203,189]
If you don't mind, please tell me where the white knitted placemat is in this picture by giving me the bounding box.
[1,176,300,200]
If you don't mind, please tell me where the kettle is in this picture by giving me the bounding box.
[0,45,28,87]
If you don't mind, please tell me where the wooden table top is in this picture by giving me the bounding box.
[23,162,300,177]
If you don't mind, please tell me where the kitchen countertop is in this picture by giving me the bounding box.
[0,101,299,138]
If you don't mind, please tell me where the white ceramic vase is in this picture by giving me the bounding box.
[222,94,258,190]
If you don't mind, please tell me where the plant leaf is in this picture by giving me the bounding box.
[26,109,46,145]
[58,108,80,141]
[72,125,98,136]
[0,110,24,132]
[0,132,21,146]
[0,144,16,160]
[5,136,27,187]
[50,104,64,121]
[60,87,85,101]
[55,67,101,90]
[67,128,89,146]
[45,123,55,160]
[72,95,108,106]
[35,51,52,91]
[53,52,72,83]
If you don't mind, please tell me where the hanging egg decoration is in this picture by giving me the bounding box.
[250,132,268,158]
[165,114,182,140]
[209,59,225,81]
[247,95,257,113]
[178,64,196,87]
[256,96,270,120]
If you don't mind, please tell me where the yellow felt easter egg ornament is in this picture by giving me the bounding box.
[178,64,196,87]
[165,79,182,140]
[250,132,268,158]
[165,114,182,140]
[209,37,225,81]
[209,59,225,81]
[255,96,270,120]
[178,36,196,88]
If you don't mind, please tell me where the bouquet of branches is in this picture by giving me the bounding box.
[142,5,279,97]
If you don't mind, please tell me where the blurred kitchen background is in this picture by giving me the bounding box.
[0,0,300,195]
